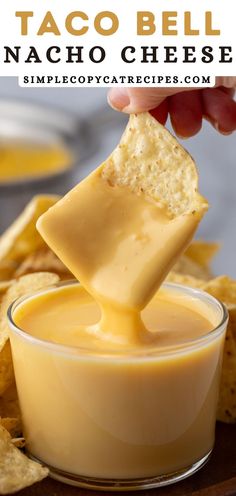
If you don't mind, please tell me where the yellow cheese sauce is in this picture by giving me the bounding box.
[0,143,72,183]
[13,284,214,351]
[10,283,225,479]
[37,169,204,343]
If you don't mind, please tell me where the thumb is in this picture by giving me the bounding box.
[215,77,236,88]
[108,77,236,113]
[108,87,191,113]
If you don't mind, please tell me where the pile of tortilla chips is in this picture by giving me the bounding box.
[0,196,63,494]
[0,195,235,492]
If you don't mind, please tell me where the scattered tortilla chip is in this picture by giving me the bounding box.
[0,262,17,283]
[204,276,236,306]
[172,255,211,281]
[0,195,59,268]
[102,112,208,217]
[0,384,21,422]
[0,418,21,438]
[0,272,59,396]
[0,383,22,450]
[0,341,15,396]
[217,305,236,423]
[184,240,220,268]
[167,271,205,289]
[0,281,15,295]
[171,240,219,280]
[0,424,48,494]
[11,438,25,449]
[0,272,60,348]
[14,248,72,280]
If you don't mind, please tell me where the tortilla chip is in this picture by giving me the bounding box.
[0,281,15,295]
[14,248,72,280]
[167,271,205,289]
[0,272,60,349]
[217,305,236,423]
[0,383,22,451]
[0,195,59,268]
[102,113,208,217]
[204,276,236,305]
[0,424,48,494]
[0,272,59,395]
[0,384,21,421]
[170,240,219,280]
[0,262,17,283]
[0,418,22,438]
[0,341,15,396]
[11,438,25,449]
[172,255,211,281]
[0,278,16,395]
[184,240,220,268]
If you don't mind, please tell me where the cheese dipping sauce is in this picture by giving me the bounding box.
[0,143,72,183]
[9,282,227,485]
[13,284,214,350]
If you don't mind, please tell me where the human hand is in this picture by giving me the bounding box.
[108,77,236,137]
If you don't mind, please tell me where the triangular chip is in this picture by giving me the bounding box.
[102,113,208,217]
[204,276,236,305]
[0,384,21,423]
[167,271,206,288]
[0,195,59,266]
[0,272,59,395]
[0,417,21,438]
[0,425,48,494]
[14,248,72,280]
[0,341,14,396]
[0,271,60,349]
[216,305,236,423]
[185,240,220,268]
[172,255,211,280]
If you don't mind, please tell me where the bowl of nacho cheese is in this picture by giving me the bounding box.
[8,280,227,490]
[0,99,84,233]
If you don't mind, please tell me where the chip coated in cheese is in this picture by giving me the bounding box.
[37,114,207,319]
[37,168,204,312]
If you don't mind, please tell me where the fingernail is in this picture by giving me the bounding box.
[214,121,233,135]
[219,129,233,136]
[108,89,130,111]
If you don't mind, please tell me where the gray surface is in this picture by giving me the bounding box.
[0,78,235,277]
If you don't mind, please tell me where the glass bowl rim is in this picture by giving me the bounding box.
[8,280,228,361]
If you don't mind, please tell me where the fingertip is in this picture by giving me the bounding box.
[171,119,202,139]
[202,88,236,134]
[107,88,130,111]
[109,88,173,113]
[150,100,169,125]
[169,91,203,138]
[169,90,202,138]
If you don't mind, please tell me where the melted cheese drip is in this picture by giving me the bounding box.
[13,284,214,351]
[37,169,204,346]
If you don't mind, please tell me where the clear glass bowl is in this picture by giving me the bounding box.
[8,282,228,491]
